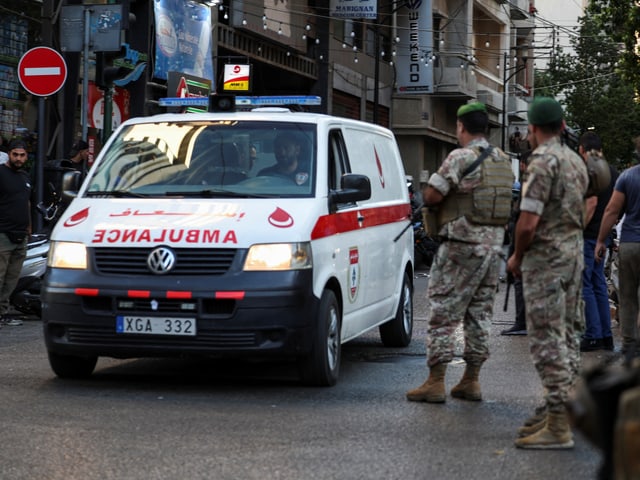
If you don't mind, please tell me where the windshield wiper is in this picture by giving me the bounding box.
[165,189,273,198]
[85,190,147,198]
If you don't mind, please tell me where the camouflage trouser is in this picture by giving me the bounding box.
[426,240,500,367]
[0,233,27,315]
[522,249,584,413]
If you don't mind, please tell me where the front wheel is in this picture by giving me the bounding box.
[48,351,97,379]
[379,271,413,347]
[298,289,341,387]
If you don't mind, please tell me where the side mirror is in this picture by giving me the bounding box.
[61,170,82,203]
[329,173,371,209]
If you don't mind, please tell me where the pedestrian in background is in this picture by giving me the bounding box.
[61,140,90,172]
[595,147,640,358]
[507,97,588,449]
[0,140,32,328]
[406,102,513,404]
[579,132,618,352]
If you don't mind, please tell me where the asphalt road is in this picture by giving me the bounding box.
[0,269,608,480]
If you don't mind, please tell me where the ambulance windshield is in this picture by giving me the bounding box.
[84,121,316,198]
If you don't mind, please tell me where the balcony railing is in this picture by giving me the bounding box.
[217,24,317,80]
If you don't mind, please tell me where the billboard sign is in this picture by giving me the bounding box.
[223,65,251,92]
[60,4,123,52]
[153,0,213,82]
[395,0,434,95]
[330,0,378,19]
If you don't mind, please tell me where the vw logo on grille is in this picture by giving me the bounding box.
[147,246,176,274]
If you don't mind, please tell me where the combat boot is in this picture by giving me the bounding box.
[406,363,447,403]
[518,415,546,437]
[523,404,547,426]
[450,362,483,401]
[515,409,575,449]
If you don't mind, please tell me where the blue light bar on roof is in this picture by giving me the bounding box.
[158,95,322,108]
[235,96,322,106]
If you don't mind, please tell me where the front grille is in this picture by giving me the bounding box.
[82,296,236,317]
[67,326,258,348]
[93,247,237,275]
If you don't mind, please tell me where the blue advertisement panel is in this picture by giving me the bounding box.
[153,0,213,82]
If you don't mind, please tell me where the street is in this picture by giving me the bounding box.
[0,268,607,480]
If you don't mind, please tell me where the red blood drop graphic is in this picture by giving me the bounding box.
[268,207,294,228]
[63,207,90,227]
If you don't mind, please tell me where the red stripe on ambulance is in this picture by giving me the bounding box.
[215,291,245,300]
[75,288,99,296]
[128,290,150,298]
[73,289,244,300]
[310,203,411,240]
[167,291,192,299]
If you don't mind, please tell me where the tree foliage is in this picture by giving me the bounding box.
[587,0,640,86]
[534,9,640,167]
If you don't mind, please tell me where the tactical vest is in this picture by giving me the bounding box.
[437,146,514,227]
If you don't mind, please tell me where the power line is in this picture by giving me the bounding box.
[531,71,617,94]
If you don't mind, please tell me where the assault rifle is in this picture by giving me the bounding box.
[503,269,514,312]
[502,182,521,312]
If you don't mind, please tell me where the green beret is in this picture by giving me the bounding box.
[528,97,563,125]
[457,102,486,118]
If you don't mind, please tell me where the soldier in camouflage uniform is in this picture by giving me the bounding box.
[507,97,588,449]
[407,102,513,403]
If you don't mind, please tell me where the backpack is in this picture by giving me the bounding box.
[584,149,611,197]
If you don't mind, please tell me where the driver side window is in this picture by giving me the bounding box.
[329,129,347,190]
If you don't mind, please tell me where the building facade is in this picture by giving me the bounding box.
[6,0,535,178]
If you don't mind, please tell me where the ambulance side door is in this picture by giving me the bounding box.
[327,128,370,339]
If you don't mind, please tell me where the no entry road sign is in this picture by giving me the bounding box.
[18,47,67,97]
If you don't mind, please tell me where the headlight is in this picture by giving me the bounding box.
[47,241,88,269]
[244,242,312,271]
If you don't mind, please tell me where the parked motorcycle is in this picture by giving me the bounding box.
[406,177,439,268]
[412,207,439,268]
[8,183,61,317]
[9,233,49,317]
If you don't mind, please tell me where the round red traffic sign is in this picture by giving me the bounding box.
[18,47,67,97]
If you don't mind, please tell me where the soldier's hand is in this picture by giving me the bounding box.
[507,254,522,278]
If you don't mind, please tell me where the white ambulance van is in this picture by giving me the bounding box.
[43,109,414,386]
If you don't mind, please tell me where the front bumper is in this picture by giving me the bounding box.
[43,266,319,359]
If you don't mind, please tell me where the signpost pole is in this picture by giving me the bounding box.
[35,97,46,233]
[103,86,114,144]
[18,46,68,233]
[81,7,91,143]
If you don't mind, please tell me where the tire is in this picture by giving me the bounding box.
[379,271,413,347]
[48,351,98,379]
[298,289,341,387]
